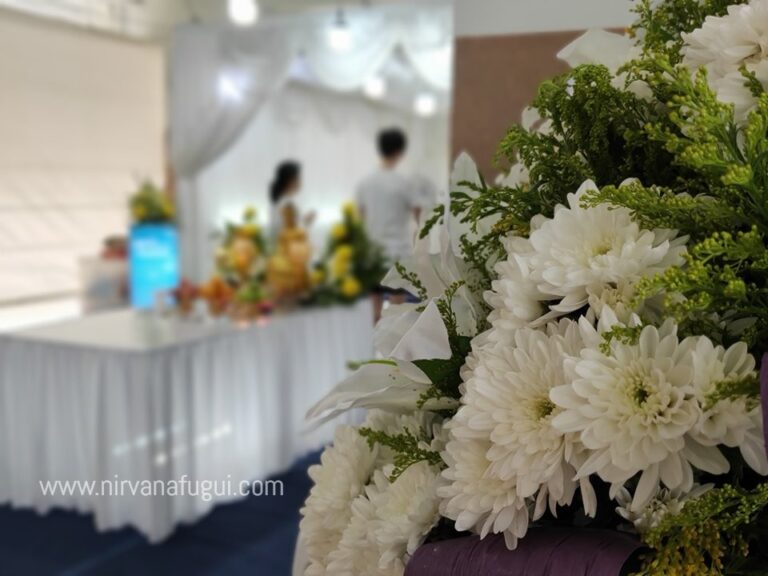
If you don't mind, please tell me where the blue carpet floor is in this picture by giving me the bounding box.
[0,451,320,576]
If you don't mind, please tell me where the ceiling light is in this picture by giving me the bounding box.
[328,10,353,53]
[363,76,386,99]
[414,93,437,117]
[228,0,259,26]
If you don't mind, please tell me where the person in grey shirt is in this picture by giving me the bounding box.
[356,128,425,322]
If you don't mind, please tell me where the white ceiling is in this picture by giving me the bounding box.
[0,0,452,41]
[0,0,453,115]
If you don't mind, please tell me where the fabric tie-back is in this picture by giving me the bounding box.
[405,530,642,576]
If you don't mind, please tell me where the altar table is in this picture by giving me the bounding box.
[0,300,373,542]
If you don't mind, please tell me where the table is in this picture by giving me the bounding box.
[0,300,373,542]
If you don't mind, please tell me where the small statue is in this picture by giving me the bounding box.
[267,203,311,301]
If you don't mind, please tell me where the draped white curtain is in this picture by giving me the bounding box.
[400,8,454,92]
[302,12,399,92]
[170,25,297,279]
[302,6,453,93]
[170,5,452,281]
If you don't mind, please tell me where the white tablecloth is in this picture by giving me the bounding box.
[0,300,373,542]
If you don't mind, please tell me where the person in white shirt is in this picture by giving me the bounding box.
[356,128,424,322]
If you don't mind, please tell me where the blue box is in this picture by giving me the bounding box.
[129,224,180,309]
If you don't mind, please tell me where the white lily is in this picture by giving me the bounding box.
[558,29,638,73]
[306,301,458,425]
[445,152,499,260]
[382,178,483,338]
[557,29,651,100]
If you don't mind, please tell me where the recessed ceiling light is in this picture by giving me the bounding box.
[414,93,437,117]
[363,76,386,99]
[328,10,353,53]
[228,0,259,26]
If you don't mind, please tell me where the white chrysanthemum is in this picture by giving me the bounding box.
[439,434,530,550]
[615,484,713,534]
[586,280,665,325]
[300,426,377,573]
[520,181,685,324]
[682,0,768,121]
[690,338,768,475]
[744,410,768,475]
[456,319,595,515]
[325,484,400,576]
[550,320,722,511]
[485,237,544,334]
[324,462,441,576]
[373,462,442,571]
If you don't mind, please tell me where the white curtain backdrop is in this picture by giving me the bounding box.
[401,8,454,92]
[299,5,453,94]
[196,83,450,281]
[302,12,399,92]
[170,25,297,279]
[170,5,452,281]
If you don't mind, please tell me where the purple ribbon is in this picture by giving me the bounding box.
[405,529,642,576]
[761,353,768,459]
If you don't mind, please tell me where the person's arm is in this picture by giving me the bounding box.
[408,177,428,227]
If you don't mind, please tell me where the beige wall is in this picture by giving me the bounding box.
[452,31,578,178]
[452,0,634,178]
[0,9,165,302]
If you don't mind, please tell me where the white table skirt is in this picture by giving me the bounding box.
[0,300,373,542]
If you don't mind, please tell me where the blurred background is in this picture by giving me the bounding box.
[0,1,634,575]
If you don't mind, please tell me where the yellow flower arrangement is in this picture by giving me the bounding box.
[161,197,175,218]
[132,205,148,221]
[340,275,362,299]
[310,268,326,287]
[240,223,262,238]
[331,245,354,278]
[342,202,359,220]
[129,181,174,224]
[331,258,349,279]
[331,223,347,241]
[334,244,354,262]
[243,206,257,222]
[306,203,386,305]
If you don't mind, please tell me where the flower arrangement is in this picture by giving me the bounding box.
[209,207,270,319]
[129,181,174,224]
[229,279,270,323]
[308,203,388,305]
[198,275,235,317]
[298,1,768,574]
[215,206,267,286]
